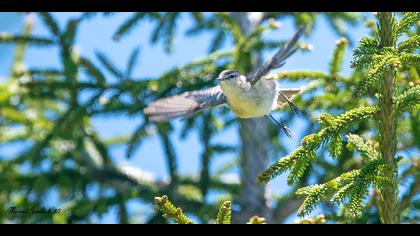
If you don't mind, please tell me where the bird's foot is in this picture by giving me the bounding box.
[268,114,295,139]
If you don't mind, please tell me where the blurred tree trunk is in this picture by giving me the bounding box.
[231,12,273,223]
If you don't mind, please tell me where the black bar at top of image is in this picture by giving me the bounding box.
[0,0,416,12]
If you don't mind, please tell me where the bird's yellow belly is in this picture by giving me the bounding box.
[227,91,277,118]
[220,78,278,118]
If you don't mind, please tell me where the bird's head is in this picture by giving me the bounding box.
[217,70,246,87]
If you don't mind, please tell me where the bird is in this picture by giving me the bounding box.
[143,26,306,138]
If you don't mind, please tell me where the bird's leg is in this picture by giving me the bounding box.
[268,114,294,139]
[279,91,301,117]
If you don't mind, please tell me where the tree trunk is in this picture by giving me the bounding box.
[231,12,273,223]
[377,12,399,224]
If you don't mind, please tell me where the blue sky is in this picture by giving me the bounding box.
[0,12,370,223]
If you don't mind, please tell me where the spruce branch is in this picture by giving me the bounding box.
[158,125,179,186]
[353,50,399,96]
[258,106,378,184]
[346,134,379,161]
[330,37,348,76]
[27,69,63,79]
[351,36,378,68]
[126,122,151,159]
[62,18,81,47]
[113,13,147,41]
[0,33,54,46]
[154,195,194,224]
[295,214,327,224]
[287,149,315,184]
[38,12,61,37]
[247,215,266,224]
[151,12,180,53]
[296,184,329,217]
[95,51,124,79]
[296,158,388,218]
[271,71,332,81]
[113,13,161,41]
[257,146,306,183]
[125,46,141,78]
[10,15,33,79]
[215,13,243,43]
[396,12,420,36]
[398,35,420,52]
[347,179,369,218]
[327,134,343,159]
[395,85,420,114]
[79,57,107,86]
[216,201,232,224]
[399,53,420,67]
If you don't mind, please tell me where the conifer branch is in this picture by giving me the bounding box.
[396,12,420,36]
[398,35,420,52]
[38,12,61,37]
[154,195,194,224]
[216,201,232,224]
[258,106,378,184]
[271,71,332,81]
[346,134,379,161]
[247,215,266,224]
[330,38,348,76]
[295,214,327,224]
[126,122,151,159]
[95,51,124,79]
[353,49,399,96]
[296,156,390,218]
[216,13,243,43]
[351,36,378,68]
[399,53,420,67]
[395,85,420,114]
[125,46,141,78]
[113,13,147,41]
[0,33,54,46]
[79,57,107,86]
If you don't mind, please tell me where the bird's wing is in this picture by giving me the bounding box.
[275,88,302,109]
[248,26,306,87]
[143,86,226,122]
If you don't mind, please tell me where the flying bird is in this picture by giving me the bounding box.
[144,26,306,138]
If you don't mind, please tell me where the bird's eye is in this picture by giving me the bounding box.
[228,75,235,79]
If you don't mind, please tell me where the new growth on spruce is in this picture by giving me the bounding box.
[154,195,266,224]
[258,12,419,223]
[154,195,194,224]
[216,201,232,224]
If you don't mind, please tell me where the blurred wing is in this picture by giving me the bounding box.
[249,26,306,86]
[143,86,226,122]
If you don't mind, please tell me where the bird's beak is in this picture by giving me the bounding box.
[217,77,224,81]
